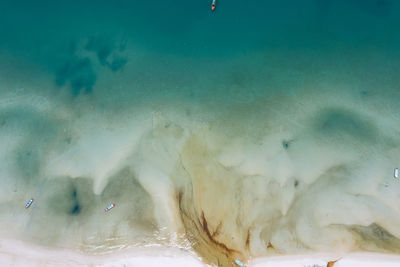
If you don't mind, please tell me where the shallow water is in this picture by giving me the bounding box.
[1,0,400,266]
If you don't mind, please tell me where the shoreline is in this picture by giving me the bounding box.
[0,239,204,266]
[2,239,400,267]
[249,253,400,267]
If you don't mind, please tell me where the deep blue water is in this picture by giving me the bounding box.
[2,0,400,59]
[1,0,400,121]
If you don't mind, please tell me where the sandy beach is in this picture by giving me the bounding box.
[2,238,400,267]
[0,239,205,267]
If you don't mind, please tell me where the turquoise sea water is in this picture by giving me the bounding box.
[2,1,400,266]
[1,0,400,100]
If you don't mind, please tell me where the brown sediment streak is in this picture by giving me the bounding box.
[178,191,184,208]
[177,190,243,267]
[327,259,340,267]
[267,241,274,249]
[200,211,238,254]
[245,229,251,250]
[212,221,223,238]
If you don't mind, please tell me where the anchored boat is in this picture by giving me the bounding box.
[211,0,217,11]
[104,203,115,212]
[25,198,34,209]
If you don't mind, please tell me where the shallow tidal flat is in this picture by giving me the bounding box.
[1,73,400,266]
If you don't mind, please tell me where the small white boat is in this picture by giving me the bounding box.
[211,0,217,11]
[25,198,34,209]
[395,168,399,178]
[104,203,115,212]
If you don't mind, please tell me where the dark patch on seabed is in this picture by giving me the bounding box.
[55,56,96,96]
[54,37,128,96]
[44,178,93,218]
[84,36,128,72]
[69,188,81,215]
[70,203,81,215]
[348,223,400,253]
[315,108,377,141]
[282,139,293,150]
[20,171,157,247]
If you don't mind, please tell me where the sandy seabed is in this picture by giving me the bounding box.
[2,31,400,267]
[2,84,400,266]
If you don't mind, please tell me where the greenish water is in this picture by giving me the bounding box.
[1,1,400,266]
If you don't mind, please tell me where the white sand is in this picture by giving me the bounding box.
[249,253,400,267]
[2,239,400,267]
[0,239,205,267]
